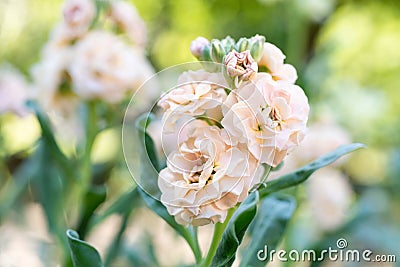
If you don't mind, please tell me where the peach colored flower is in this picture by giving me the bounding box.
[258,42,297,84]
[308,168,353,231]
[158,122,263,226]
[158,70,228,132]
[190,37,210,58]
[0,66,30,116]
[62,0,95,39]
[108,1,147,47]
[224,50,258,82]
[68,31,154,103]
[221,73,309,167]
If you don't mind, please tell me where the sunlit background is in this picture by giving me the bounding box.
[0,0,399,266]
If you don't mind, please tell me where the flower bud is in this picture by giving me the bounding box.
[221,36,235,53]
[250,35,265,62]
[211,40,225,63]
[190,36,210,58]
[236,37,249,52]
[224,50,258,85]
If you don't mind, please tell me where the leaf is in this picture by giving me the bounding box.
[138,187,190,241]
[66,229,104,267]
[135,113,161,198]
[259,143,365,198]
[239,194,296,267]
[90,188,141,227]
[211,191,259,267]
[76,185,107,238]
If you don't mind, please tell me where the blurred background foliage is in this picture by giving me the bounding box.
[1,0,400,266]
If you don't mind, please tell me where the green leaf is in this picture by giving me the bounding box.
[135,113,161,197]
[66,229,104,267]
[76,185,107,238]
[90,188,141,227]
[259,143,365,198]
[211,191,259,267]
[240,194,296,267]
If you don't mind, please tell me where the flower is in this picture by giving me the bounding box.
[158,122,263,226]
[258,42,297,84]
[224,50,258,82]
[158,70,228,132]
[0,66,30,116]
[68,31,154,103]
[190,37,210,58]
[221,73,309,166]
[108,1,147,47]
[308,168,353,231]
[62,0,95,39]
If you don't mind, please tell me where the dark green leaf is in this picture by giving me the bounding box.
[240,195,296,267]
[211,191,259,267]
[77,185,107,238]
[259,143,365,198]
[67,229,104,267]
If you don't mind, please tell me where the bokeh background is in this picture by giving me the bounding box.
[0,0,399,266]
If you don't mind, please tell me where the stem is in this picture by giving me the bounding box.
[81,101,97,192]
[200,208,235,267]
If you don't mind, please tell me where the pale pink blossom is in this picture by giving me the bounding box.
[158,123,263,226]
[62,0,95,39]
[258,42,297,84]
[68,31,154,103]
[158,70,228,132]
[190,37,210,58]
[224,50,258,82]
[108,1,147,47]
[0,66,30,116]
[221,73,309,167]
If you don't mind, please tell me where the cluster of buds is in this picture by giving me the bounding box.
[191,35,278,87]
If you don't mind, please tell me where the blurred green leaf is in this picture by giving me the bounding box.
[240,194,296,267]
[90,188,141,227]
[66,229,104,267]
[259,143,366,198]
[77,185,107,239]
[210,191,259,267]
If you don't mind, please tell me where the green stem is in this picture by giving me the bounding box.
[81,101,97,192]
[200,208,235,267]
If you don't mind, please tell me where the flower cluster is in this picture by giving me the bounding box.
[157,35,310,226]
[30,0,155,139]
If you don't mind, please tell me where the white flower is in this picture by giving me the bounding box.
[158,122,263,226]
[0,66,30,116]
[62,0,95,39]
[258,42,297,84]
[108,1,147,47]
[158,70,228,132]
[68,31,154,103]
[221,73,309,167]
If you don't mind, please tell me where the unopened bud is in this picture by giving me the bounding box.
[250,35,265,62]
[211,40,225,63]
[236,38,249,52]
[190,36,210,58]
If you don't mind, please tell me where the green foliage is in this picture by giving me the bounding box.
[259,143,366,198]
[66,229,104,267]
[240,195,296,267]
[210,192,259,267]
